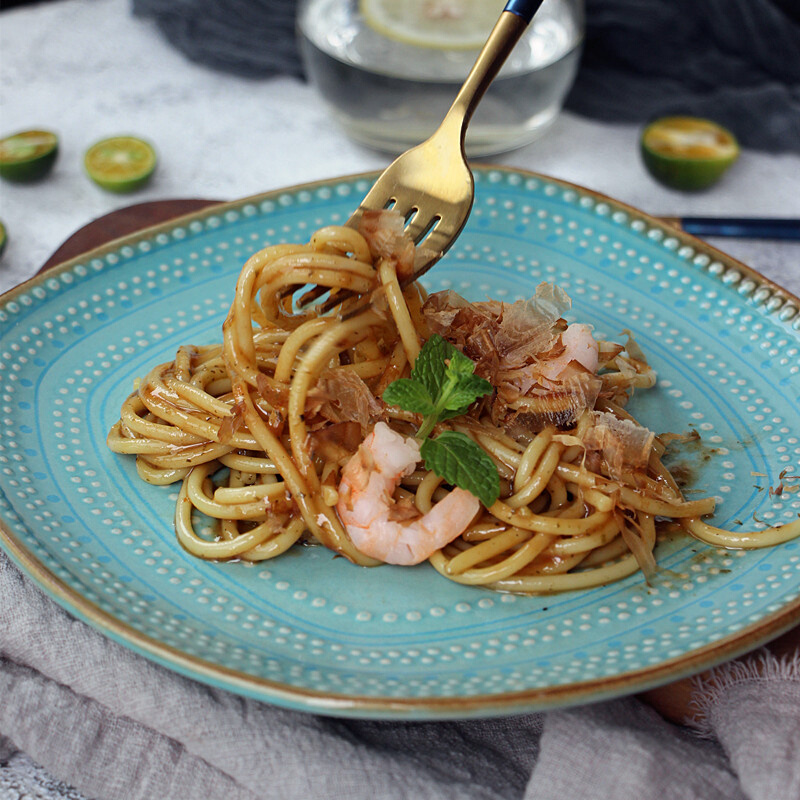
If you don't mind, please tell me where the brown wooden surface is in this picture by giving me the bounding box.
[37,198,222,274]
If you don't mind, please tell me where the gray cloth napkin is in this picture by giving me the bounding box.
[2,549,799,800]
[131,0,303,79]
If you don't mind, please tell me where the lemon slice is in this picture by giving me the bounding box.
[361,0,505,49]
[0,129,58,182]
[84,136,157,193]
[641,117,739,191]
[0,220,7,256]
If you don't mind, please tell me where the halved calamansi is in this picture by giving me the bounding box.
[0,129,59,182]
[84,136,157,193]
[641,117,739,191]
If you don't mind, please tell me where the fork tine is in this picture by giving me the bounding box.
[390,198,417,222]
[403,210,438,244]
[277,283,302,300]
[297,284,332,308]
[317,288,357,316]
[419,216,466,254]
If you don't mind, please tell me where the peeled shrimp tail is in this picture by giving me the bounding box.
[540,323,599,381]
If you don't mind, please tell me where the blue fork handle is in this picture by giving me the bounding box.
[504,0,546,23]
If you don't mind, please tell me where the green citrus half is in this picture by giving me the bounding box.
[360,0,505,49]
[641,117,739,191]
[84,136,157,193]
[0,129,59,182]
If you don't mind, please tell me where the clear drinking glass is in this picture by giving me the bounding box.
[297,0,584,157]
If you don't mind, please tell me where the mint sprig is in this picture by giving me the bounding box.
[382,335,500,507]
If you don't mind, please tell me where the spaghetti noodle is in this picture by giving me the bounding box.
[107,212,800,594]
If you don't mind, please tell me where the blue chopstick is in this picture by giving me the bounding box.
[678,217,800,240]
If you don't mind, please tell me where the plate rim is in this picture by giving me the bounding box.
[2,165,799,718]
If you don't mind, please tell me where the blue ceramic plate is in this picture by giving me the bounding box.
[1,167,799,719]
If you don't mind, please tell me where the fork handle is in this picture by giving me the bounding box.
[441,0,546,143]
[504,0,546,23]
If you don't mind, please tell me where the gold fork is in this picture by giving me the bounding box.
[310,0,546,314]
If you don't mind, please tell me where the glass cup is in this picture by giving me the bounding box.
[297,0,584,157]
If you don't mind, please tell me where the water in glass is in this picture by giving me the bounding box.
[298,0,584,156]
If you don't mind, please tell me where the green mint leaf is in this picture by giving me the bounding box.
[443,345,476,377]
[410,334,450,400]
[420,431,500,508]
[382,379,436,415]
[384,334,494,440]
[441,373,492,412]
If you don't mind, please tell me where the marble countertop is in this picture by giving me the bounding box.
[2,0,799,300]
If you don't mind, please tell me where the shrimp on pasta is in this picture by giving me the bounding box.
[336,422,480,565]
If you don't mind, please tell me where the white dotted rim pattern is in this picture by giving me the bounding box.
[0,166,799,719]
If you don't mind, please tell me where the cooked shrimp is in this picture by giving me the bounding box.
[539,323,599,381]
[336,422,480,565]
